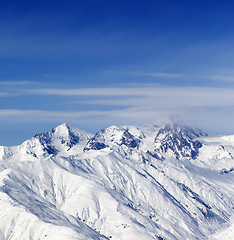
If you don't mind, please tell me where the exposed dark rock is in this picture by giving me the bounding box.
[152,122,205,160]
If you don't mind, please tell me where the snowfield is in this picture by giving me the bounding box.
[0,119,233,240]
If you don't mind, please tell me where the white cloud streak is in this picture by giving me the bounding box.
[25,87,234,108]
[80,89,234,107]
[106,70,234,82]
[1,85,234,134]
[207,75,234,82]
[26,86,231,96]
[106,71,184,78]
[0,81,37,85]
[0,109,108,117]
[27,87,147,96]
[0,92,12,97]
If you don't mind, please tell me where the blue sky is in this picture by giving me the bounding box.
[1,0,234,145]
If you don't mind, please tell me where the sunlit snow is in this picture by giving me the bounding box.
[0,119,233,240]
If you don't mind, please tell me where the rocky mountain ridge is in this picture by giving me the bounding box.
[0,119,233,240]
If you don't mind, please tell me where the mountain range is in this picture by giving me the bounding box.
[0,117,233,240]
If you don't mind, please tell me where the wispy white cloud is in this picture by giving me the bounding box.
[78,87,234,107]
[106,71,184,78]
[1,106,234,135]
[0,107,187,126]
[1,86,234,116]
[124,71,184,78]
[106,69,234,82]
[207,75,234,82]
[24,86,234,108]
[0,81,38,85]
[1,85,234,134]
[26,87,154,96]
[0,109,108,117]
[0,92,12,97]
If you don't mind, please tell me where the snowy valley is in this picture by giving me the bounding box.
[0,118,233,240]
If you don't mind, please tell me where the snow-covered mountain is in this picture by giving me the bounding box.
[0,118,233,240]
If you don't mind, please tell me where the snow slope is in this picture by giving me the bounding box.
[0,119,233,240]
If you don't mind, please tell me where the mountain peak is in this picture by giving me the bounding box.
[152,118,206,160]
[34,123,92,154]
[84,125,141,152]
[52,123,76,138]
[54,122,70,131]
[83,117,207,160]
[52,123,71,137]
[1,121,234,240]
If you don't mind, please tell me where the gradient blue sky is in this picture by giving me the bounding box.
[1,0,234,145]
